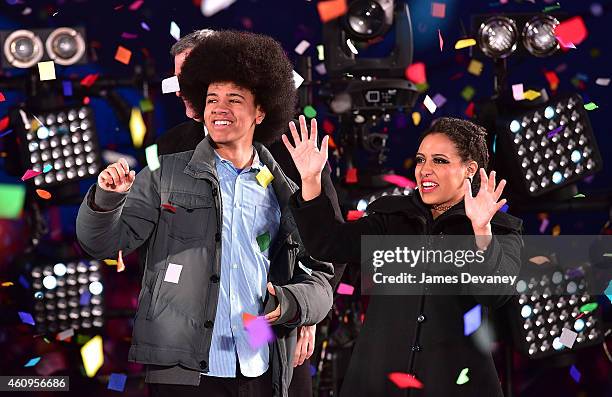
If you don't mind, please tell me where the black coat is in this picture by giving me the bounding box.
[290,190,523,397]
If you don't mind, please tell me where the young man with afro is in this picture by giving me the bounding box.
[76,30,334,397]
[155,29,347,397]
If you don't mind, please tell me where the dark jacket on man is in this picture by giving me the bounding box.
[76,135,335,397]
[289,189,523,397]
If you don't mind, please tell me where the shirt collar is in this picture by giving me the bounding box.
[214,146,262,173]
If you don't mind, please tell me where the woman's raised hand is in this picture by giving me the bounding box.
[464,168,507,231]
[282,115,329,182]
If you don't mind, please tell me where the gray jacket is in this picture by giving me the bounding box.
[76,136,334,396]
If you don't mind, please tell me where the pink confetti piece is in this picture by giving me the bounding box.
[337,282,355,295]
[432,93,447,108]
[245,316,275,349]
[382,174,417,189]
[512,84,524,100]
[21,169,42,181]
[128,0,144,11]
[438,29,443,51]
[121,32,138,39]
[388,372,424,389]
[539,218,549,234]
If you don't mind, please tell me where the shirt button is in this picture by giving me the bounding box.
[210,274,220,283]
[417,314,426,323]
[199,360,207,370]
[232,264,238,269]
[411,345,421,352]
[204,320,214,328]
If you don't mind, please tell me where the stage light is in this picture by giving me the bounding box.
[2,29,44,68]
[510,266,604,358]
[345,0,392,40]
[16,105,102,188]
[45,27,86,66]
[522,15,559,58]
[498,94,602,197]
[477,16,518,58]
[32,260,105,334]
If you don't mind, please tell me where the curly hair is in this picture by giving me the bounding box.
[178,30,297,145]
[420,117,489,192]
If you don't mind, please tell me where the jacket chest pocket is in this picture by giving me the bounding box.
[165,191,214,242]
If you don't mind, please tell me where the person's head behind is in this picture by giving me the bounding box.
[170,29,216,121]
[415,117,489,207]
[178,30,297,145]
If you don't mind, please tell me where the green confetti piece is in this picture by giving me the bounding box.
[139,98,154,113]
[573,193,585,198]
[316,44,325,61]
[256,231,271,252]
[456,368,470,385]
[76,334,92,345]
[145,144,160,171]
[304,105,317,119]
[415,82,429,92]
[584,102,599,111]
[579,302,598,313]
[461,85,475,101]
[0,184,26,219]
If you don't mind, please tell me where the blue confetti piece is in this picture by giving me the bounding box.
[24,357,41,367]
[43,164,52,173]
[141,21,150,31]
[80,290,91,306]
[310,364,317,377]
[569,365,581,383]
[604,279,612,304]
[62,81,73,97]
[500,204,509,213]
[107,373,127,392]
[18,275,29,289]
[463,304,482,336]
[18,311,35,326]
[0,129,13,138]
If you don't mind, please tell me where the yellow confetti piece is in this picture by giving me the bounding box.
[80,335,104,378]
[455,38,477,50]
[411,112,421,126]
[37,61,56,81]
[129,107,146,148]
[552,225,561,236]
[256,165,274,188]
[523,90,541,101]
[103,259,118,265]
[1,281,14,287]
[467,59,483,76]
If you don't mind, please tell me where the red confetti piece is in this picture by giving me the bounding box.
[545,71,560,91]
[388,372,424,389]
[345,168,358,184]
[317,0,348,23]
[161,203,177,213]
[0,116,9,131]
[347,210,365,221]
[465,102,475,118]
[0,92,5,102]
[114,46,132,65]
[322,119,335,134]
[554,16,588,47]
[36,189,52,199]
[242,312,257,327]
[405,62,427,84]
[83,97,90,105]
[80,73,99,88]
[21,169,42,181]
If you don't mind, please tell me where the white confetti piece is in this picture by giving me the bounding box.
[293,70,305,89]
[164,263,183,284]
[294,40,311,55]
[161,75,180,94]
[170,21,181,41]
[201,0,237,17]
[559,328,577,349]
[595,77,610,86]
[423,95,437,114]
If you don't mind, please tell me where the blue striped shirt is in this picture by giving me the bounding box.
[203,148,281,378]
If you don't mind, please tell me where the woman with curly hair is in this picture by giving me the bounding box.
[283,116,523,396]
[77,30,334,397]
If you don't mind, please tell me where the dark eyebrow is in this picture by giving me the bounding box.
[416,152,450,158]
[206,92,246,100]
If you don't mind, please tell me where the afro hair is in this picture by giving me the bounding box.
[178,30,297,145]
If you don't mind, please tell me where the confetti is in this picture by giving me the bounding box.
[64,80,74,96]
[559,328,577,348]
[438,29,443,51]
[81,335,104,377]
[461,86,475,101]
[539,217,549,234]
[161,76,180,94]
[242,312,257,327]
[432,93,447,108]
[456,368,470,385]
[293,70,305,89]
[256,231,271,252]
[114,46,132,65]
[0,129,13,138]
[140,22,150,31]
[579,302,598,313]
[37,61,56,81]
[245,316,275,349]
[128,0,143,10]
[404,62,426,84]
[347,210,365,221]
[304,105,317,119]
[316,45,325,61]
[117,250,125,272]
[164,263,183,284]
[56,328,74,341]
[36,189,52,200]
[431,2,446,18]
[412,112,421,126]
[346,168,358,184]
[595,77,610,86]
[463,304,481,336]
[423,95,437,114]
[140,98,154,112]
[169,21,181,41]
[382,174,416,189]
[555,16,588,47]
[388,372,424,389]
[121,32,138,39]
[544,71,559,91]
[24,357,41,367]
[0,92,4,102]
[21,169,42,181]
[80,290,91,306]
[512,84,524,100]
[523,90,541,101]
[465,102,475,118]
[201,0,237,17]
[569,365,581,383]
[337,282,354,295]
[80,73,99,88]
[584,102,598,111]
[455,38,477,49]
[1,281,13,287]
[315,63,327,75]
[161,203,177,213]
[294,40,310,55]
[317,0,348,23]
[467,59,483,76]
[18,311,35,325]
[552,224,561,236]
[529,256,550,265]
[543,2,560,12]
[605,280,612,303]
[547,126,564,138]
[145,144,160,171]
[255,165,274,188]
[108,373,127,392]
[129,107,146,148]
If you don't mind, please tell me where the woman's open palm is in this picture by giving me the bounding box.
[464,168,507,230]
[282,115,329,181]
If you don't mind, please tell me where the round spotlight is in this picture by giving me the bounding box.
[478,16,518,58]
[356,199,368,212]
[544,106,555,119]
[574,318,585,332]
[522,15,560,58]
[89,281,103,295]
[45,27,86,66]
[510,120,521,133]
[53,263,67,277]
[345,0,389,40]
[3,30,44,68]
[43,275,58,290]
[521,305,533,319]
